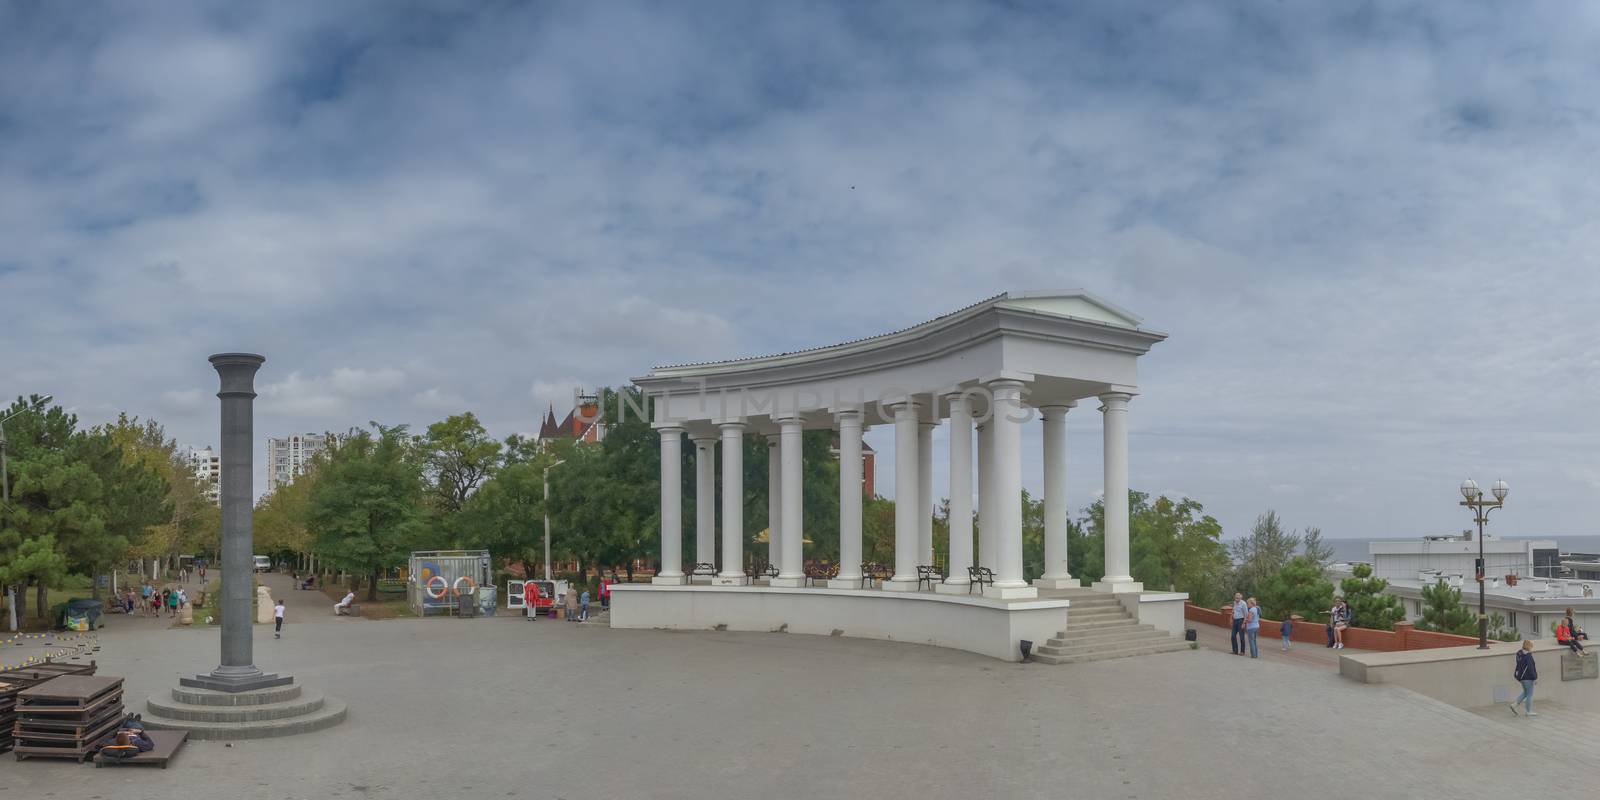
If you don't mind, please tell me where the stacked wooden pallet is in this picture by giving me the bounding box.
[13,674,124,762]
[0,661,97,754]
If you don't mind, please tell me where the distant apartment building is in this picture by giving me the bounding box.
[185,446,221,505]
[266,433,335,492]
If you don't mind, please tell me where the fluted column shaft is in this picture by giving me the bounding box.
[833,411,864,585]
[885,402,921,591]
[941,393,973,588]
[693,436,716,572]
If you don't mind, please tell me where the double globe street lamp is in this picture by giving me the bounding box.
[1459,477,1509,650]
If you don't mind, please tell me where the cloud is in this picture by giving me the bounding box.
[3,2,1598,531]
[413,387,468,413]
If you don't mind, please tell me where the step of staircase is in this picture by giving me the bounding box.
[143,696,347,740]
[1033,638,1190,665]
[1037,631,1180,657]
[1027,591,1194,665]
[148,687,326,722]
[1047,625,1166,647]
[143,681,347,740]
[172,683,302,706]
[1065,615,1148,631]
[1063,606,1131,619]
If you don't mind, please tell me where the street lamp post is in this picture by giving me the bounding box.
[1459,477,1510,650]
[1,395,53,633]
[543,459,565,581]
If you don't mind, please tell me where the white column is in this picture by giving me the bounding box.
[976,420,993,569]
[716,421,750,585]
[830,410,864,588]
[985,380,1036,599]
[1035,404,1079,589]
[936,392,972,593]
[766,434,781,575]
[693,435,716,575]
[652,426,688,584]
[884,402,921,591]
[771,416,807,587]
[1093,392,1141,593]
[918,420,935,568]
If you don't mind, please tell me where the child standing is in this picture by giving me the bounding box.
[274,599,285,639]
[1280,616,1294,651]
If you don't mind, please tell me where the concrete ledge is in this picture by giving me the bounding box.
[1339,639,1597,711]
[1113,591,1189,637]
[611,584,1071,661]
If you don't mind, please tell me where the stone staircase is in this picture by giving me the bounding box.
[142,680,347,740]
[1032,590,1190,665]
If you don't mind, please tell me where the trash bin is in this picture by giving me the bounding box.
[457,591,478,618]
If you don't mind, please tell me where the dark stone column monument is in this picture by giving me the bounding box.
[145,352,346,738]
[181,353,291,693]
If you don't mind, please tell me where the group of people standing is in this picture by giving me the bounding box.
[122,583,187,617]
[1230,594,1354,657]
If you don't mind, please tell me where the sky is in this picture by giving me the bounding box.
[2,1,1598,541]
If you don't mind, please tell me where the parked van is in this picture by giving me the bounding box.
[253,555,272,573]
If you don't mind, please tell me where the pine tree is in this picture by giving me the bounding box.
[1339,563,1407,631]
[1416,578,1476,636]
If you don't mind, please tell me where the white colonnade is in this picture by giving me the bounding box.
[653,386,1142,599]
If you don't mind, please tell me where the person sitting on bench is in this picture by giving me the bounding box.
[334,591,356,616]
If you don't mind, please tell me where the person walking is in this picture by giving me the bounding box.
[1230,593,1247,656]
[579,589,590,622]
[274,599,285,639]
[1244,597,1261,658]
[1280,614,1294,651]
[1510,640,1538,717]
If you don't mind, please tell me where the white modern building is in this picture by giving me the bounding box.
[611,290,1190,661]
[1331,536,1586,640]
[266,433,334,492]
[185,446,221,505]
[1368,536,1561,583]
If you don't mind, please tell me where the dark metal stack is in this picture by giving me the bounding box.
[13,674,123,762]
[0,661,97,754]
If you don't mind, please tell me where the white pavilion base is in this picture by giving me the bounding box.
[610,584,1071,662]
[652,575,689,586]
[1033,576,1081,590]
[1092,579,1145,594]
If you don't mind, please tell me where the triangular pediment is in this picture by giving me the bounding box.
[997,290,1142,328]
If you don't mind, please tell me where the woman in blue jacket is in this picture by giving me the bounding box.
[1510,640,1538,717]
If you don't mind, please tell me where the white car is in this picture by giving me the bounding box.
[253,555,272,573]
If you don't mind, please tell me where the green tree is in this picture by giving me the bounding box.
[421,412,502,515]
[1339,563,1407,631]
[255,458,319,562]
[1229,510,1301,599]
[1415,578,1476,636]
[457,460,546,576]
[1077,492,1230,607]
[1257,556,1335,621]
[308,424,427,600]
[1300,526,1334,566]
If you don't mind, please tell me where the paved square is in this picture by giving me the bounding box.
[0,607,1584,800]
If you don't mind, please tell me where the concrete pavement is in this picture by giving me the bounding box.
[0,603,1585,800]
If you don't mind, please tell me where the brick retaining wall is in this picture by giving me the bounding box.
[1184,603,1480,651]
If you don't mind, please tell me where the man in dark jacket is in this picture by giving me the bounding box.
[1511,641,1538,717]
